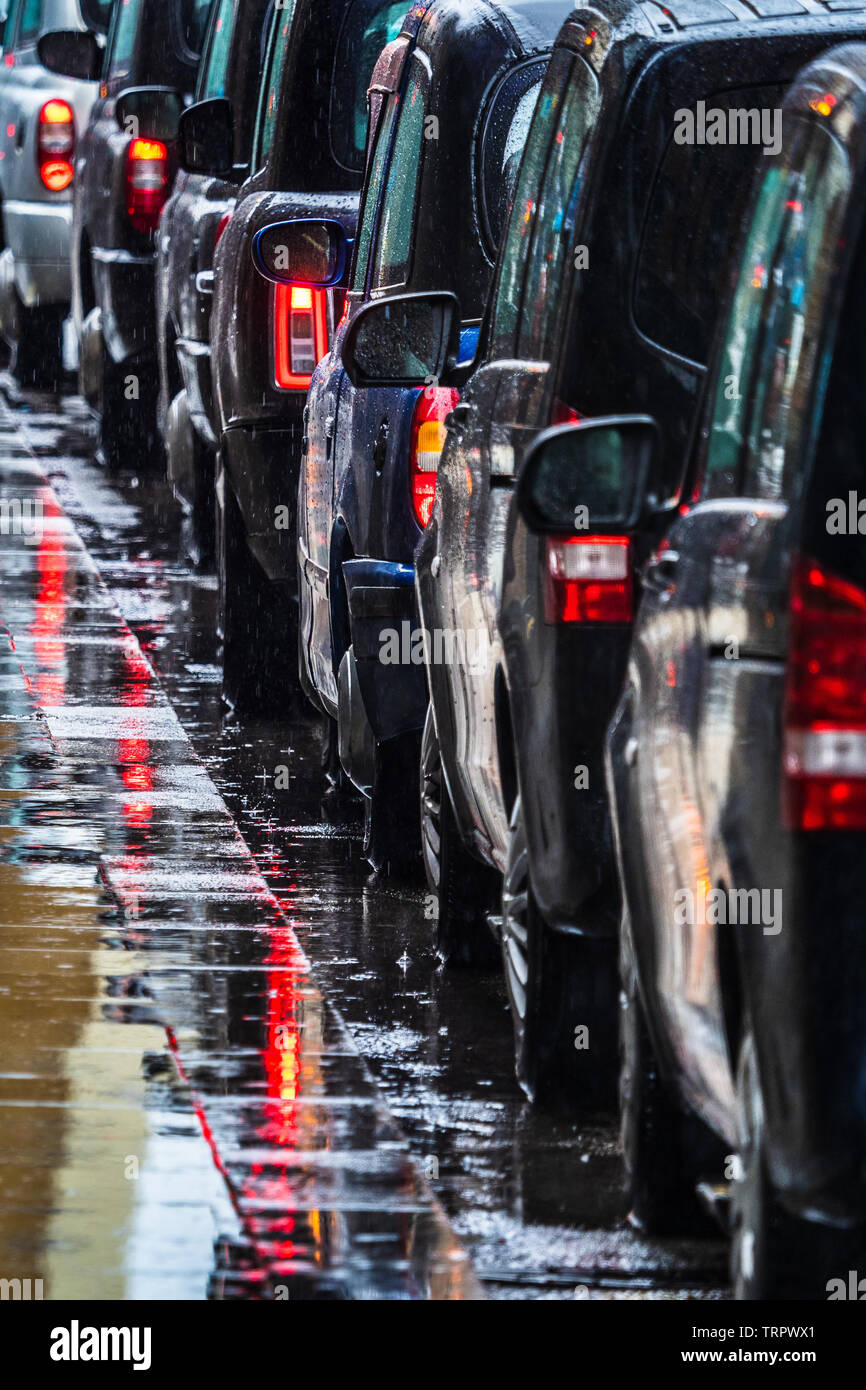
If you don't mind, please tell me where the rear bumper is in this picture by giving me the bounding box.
[90,246,155,366]
[2,199,73,305]
[344,559,428,741]
[222,422,303,583]
[176,336,216,449]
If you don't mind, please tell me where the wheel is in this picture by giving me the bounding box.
[98,347,162,471]
[419,703,499,966]
[502,794,617,1108]
[219,476,299,713]
[619,911,722,1235]
[363,728,422,879]
[13,300,65,392]
[730,1032,863,1299]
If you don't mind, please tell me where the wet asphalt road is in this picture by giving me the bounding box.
[0,378,729,1299]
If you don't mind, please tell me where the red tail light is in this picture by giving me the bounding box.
[783,558,866,829]
[274,284,327,389]
[38,99,74,192]
[410,387,459,528]
[551,397,580,426]
[544,535,633,623]
[125,138,169,235]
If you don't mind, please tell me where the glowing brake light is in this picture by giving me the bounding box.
[544,535,633,623]
[410,387,459,528]
[783,558,866,829]
[214,209,232,249]
[125,138,169,235]
[38,99,74,192]
[274,284,327,389]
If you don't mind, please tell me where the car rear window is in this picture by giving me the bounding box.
[179,0,212,57]
[255,0,294,168]
[490,49,600,362]
[634,84,786,366]
[198,0,235,100]
[479,59,547,255]
[17,0,42,45]
[107,0,141,80]
[330,0,409,172]
[370,57,428,290]
[81,0,113,31]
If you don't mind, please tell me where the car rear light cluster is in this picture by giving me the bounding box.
[410,387,459,528]
[274,284,327,389]
[783,557,866,830]
[544,535,633,624]
[38,99,75,192]
[125,138,169,235]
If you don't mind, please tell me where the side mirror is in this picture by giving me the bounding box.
[252,219,350,287]
[37,29,102,82]
[342,291,460,390]
[177,97,233,175]
[516,416,660,533]
[116,87,184,142]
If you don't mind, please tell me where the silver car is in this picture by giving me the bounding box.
[0,0,105,388]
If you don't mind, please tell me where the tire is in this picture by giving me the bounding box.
[363,728,422,879]
[14,301,65,392]
[730,1033,864,1299]
[166,390,215,568]
[219,477,299,714]
[98,347,162,472]
[419,703,499,966]
[502,794,617,1108]
[619,912,722,1235]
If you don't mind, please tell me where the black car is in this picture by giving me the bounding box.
[606,40,866,1299]
[355,0,866,1106]
[206,0,408,710]
[40,0,213,468]
[273,0,572,874]
[156,0,272,563]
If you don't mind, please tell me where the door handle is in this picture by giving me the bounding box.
[643,550,680,590]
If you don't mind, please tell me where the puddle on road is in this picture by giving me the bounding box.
[1,385,727,1299]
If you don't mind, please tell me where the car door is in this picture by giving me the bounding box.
[629,116,852,1136]
[419,47,600,863]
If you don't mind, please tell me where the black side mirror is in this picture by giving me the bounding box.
[342,291,460,390]
[37,29,102,82]
[177,97,233,176]
[116,87,184,142]
[516,416,660,534]
[252,219,351,287]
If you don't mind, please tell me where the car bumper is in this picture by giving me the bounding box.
[90,246,155,366]
[343,559,428,741]
[222,422,303,583]
[2,199,73,305]
[176,336,216,450]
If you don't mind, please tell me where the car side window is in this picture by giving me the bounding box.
[16,0,41,47]
[370,58,427,291]
[198,0,235,101]
[253,0,294,170]
[179,0,212,59]
[350,91,398,292]
[701,118,850,503]
[489,50,599,362]
[330,0,409,173]
[106,0,142,83]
